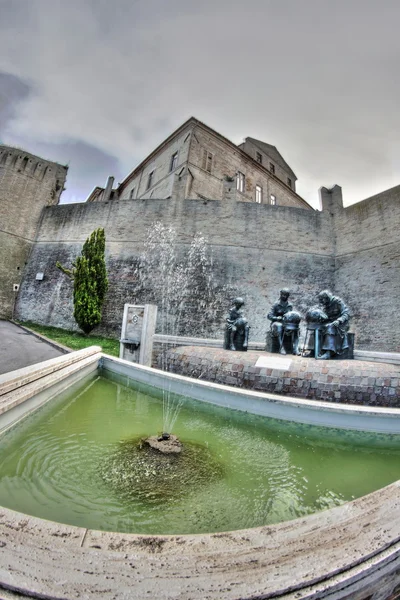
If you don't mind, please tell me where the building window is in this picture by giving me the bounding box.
[236,171,245,193]
[269,162,275,174]
[255,185,263,203]
[202,149,213,173]
[169,152,178,172]
[146,170,154,190]
[270,194,276,205]
[129,187,135,199]
[287,177,292,187]
[256,152,262,164]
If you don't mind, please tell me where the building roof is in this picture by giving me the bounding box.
[242,137,297,180]
[86,186,104,203]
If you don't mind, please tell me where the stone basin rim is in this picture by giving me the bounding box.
[1,349,400,598]
[1,481,400,600]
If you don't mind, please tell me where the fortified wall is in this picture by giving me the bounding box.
[13,179,400,351]
[333,184,400,351]
[15,184,333,341]
[0,145,67,318]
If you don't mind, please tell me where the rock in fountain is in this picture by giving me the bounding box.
[100,435,224,503]
[143,433,182,454]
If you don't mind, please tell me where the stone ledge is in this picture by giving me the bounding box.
[153,334,400,365]
[0,345,101,397]
[153,333,265,350]
[355,349,400,366]
[0,352,101,416]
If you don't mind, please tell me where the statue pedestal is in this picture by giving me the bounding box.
[162,345,396,406]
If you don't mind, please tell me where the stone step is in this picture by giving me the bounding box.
[355,350,400,366]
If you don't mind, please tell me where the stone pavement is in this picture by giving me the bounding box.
[0,320,65,375]
[164,346,400,407]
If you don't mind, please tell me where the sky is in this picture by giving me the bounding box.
[1,0,399,208]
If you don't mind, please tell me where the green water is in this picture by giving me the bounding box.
[0,370,400,535]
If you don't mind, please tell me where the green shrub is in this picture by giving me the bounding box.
[57,228,108,335]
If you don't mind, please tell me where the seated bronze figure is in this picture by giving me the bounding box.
[223,297,250,351]
[267,289,301,355]
[304,290,350,359]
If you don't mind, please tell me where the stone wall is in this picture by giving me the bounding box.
[15,197,333,341]
[13,180,400,351]
[0,145,67,318]
[334,185,400,352]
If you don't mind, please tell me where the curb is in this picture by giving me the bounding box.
[10,321,71,355]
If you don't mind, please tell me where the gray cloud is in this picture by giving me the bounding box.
[0,72,31,138]
[0,0,399,206]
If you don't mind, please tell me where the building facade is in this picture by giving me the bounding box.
[87,118,312,210]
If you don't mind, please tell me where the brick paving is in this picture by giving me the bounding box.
[163,347,400,407]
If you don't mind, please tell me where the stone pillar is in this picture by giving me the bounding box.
[319,184,343,214]
[103,176,115,203]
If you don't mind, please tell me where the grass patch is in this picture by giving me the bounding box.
[18,321,120,357]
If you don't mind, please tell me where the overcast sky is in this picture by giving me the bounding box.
[1,0,399,208]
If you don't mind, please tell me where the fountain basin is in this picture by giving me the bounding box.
[0,348,400,599]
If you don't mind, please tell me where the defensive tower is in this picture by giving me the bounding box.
[0,145,68,318]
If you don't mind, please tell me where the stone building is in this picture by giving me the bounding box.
[87,117,312,210]
[0,145,68,318]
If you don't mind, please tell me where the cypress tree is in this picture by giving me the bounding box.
[57,228,108,334]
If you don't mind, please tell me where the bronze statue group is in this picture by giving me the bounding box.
[223,289,350,360]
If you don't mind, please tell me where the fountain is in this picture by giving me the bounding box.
[1,227,400,597]
[0,344,400,598]
[133,222,229,440]
[134,221,227,341]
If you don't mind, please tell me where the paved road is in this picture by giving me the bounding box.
[0,320,65,375]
